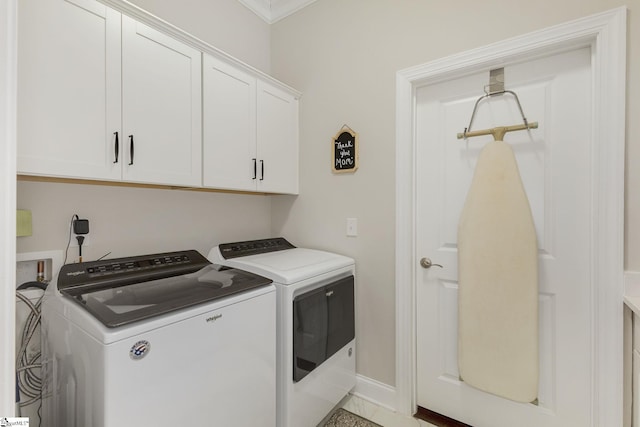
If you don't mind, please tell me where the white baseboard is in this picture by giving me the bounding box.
[351,374,396,412]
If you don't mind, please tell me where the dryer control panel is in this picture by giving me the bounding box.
[218,237,295,259]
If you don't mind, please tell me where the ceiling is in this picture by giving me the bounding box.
[237,0,318,24]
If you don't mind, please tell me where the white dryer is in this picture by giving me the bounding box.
[208,238,356,427]
[41,250,276,427]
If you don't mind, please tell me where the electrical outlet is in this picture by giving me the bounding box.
[346,218,358,237]
[69,235,90,248]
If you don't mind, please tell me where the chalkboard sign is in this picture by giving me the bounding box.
[332,126,358,173]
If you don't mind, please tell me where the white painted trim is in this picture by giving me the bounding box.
[237,0,271,23]
[0,0,17,415]
[269,0,317,24]
[237,0,318,24]
[395,66,417,416]
[352,374,397,413]
[395,7,627,426]
[96,0,301,97]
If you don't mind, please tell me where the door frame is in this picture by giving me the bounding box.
[0,0,18,415]
[395,7,626,426]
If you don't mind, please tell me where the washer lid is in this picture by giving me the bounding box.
[209,247,354,284]
[60,263,272,328]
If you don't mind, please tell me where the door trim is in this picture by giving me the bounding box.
[395,7,626,426]
[0,0,17,414]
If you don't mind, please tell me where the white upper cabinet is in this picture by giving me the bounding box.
[18,0,122,180]
[203,54,257,191]
[121,16,202,186]
[256,81,299,194]
[18,0,298,193]
[18,0,202,187]
[203,53,299,194]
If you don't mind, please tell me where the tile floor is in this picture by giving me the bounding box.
[340,394,437,427]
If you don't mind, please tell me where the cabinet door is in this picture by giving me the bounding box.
[256,81,299,195]
[18,0,122,180]
[202,54,257,191]
[122,16,202,187]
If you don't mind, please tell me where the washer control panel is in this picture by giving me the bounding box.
[57,250,209,290]
[85,254,191,276]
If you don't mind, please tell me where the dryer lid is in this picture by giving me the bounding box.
[209,246,354,284]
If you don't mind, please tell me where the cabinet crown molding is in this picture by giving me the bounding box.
[237,0,318,24]
[98,0,301,97]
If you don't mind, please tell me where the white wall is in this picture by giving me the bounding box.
[16,181,272,262]
[128,0,271,73]
[270,0,640,387]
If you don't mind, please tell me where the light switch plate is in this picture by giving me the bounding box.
[346,218,358,237]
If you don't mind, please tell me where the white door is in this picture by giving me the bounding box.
[17,0,121,180]
[416,47,592,426]
[122,16,202,187]
[202,54,257,191]
[256,81,299,195]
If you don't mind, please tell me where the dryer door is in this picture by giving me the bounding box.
[293,275,354,382]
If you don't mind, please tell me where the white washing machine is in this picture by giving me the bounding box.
[208,238,356,427]
[41,250,276,427]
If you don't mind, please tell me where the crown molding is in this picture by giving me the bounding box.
[238,0,317,24]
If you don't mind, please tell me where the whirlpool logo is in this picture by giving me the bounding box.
[65,270,85,277]
[206,314,222,323]
[129,340,150,360]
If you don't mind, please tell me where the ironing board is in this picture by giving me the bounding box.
[457,137,539,403]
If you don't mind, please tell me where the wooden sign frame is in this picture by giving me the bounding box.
[332,125,359,173]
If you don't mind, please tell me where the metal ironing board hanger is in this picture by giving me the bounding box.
[457,120,539,141]
[456,71,539,141]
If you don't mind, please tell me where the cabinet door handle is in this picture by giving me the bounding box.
[252,158,257,180]
[260,160,264,181]
[113,132,119,164]
[128,135,134,165]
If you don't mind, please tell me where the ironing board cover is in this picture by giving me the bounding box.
[457,139,538,403]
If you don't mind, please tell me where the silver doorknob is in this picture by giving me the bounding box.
[420,257,443,269]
